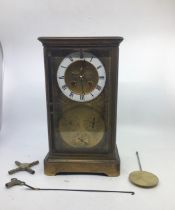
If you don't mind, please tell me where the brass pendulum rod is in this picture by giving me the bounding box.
[136,151,143,171]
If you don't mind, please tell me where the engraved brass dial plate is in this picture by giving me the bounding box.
[65,60,99,95]
[58,106,105,148]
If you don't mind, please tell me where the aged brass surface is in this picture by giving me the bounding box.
[8,161,39,175]
[59,106,105,148]
[129,152,159,188]
[6,178,26,189]
[129,171,159,188]
[44,151,120,176]
[59,92,105,114]
[65,60,98,95]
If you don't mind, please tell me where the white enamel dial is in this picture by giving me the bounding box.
[57,51,106,102]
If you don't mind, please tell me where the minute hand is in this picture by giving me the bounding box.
[80,77,85,95]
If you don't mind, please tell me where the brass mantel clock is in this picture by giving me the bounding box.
[38,37,123,176]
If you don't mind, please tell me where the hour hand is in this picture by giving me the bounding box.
[71,71,80,76]
[80,77,85,95]
[91,117,95,128]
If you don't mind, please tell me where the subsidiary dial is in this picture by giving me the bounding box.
[57,51,106,102]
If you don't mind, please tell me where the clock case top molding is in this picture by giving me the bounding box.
[38,37,123,176]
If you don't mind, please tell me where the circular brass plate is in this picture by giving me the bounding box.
[59,106,105,148]
[129,171,159,188]
[65,60,99,95]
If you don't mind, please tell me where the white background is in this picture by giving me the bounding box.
[0,0,175,209]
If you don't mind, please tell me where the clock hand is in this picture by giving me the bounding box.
[82,59,86,71]
[71,71,80,76]
[80,59,86,76]
[80,62,83,74]
[91,117,95,129]
[80,76,85,95]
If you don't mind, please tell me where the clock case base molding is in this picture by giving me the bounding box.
[44,149,120,177]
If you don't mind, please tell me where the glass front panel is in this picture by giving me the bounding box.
[48,47,113,154]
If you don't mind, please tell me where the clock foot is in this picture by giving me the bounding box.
[44,152,120,177]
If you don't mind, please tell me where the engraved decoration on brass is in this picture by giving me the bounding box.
[65,60,99,95]
[59,106,105,148]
